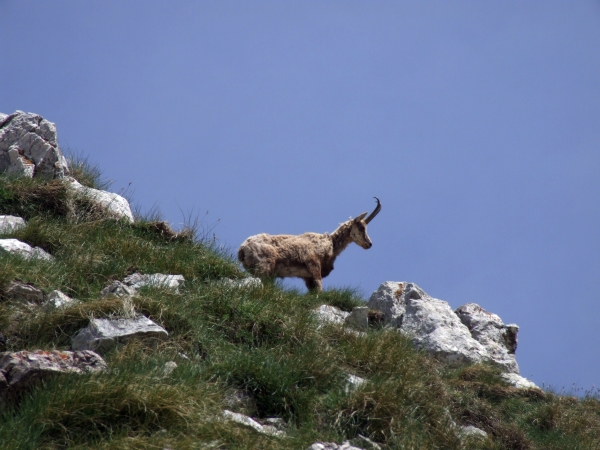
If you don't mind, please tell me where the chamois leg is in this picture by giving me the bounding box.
[304,263,323,293]
[303,277,322,293]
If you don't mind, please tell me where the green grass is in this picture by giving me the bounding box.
[1,169,599,449]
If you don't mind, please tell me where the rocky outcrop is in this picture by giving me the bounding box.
[306,442,365,450]
[0,350,106,404]
[0,239,53,261]
[71,316,168,354]
[345,374,366,394]
[313,305,350,325]
[313,305,370,331]
[367,282,523,375]
[100,273,186,299]
[0,216,26,234]
[0,111,69,178]
[123,272,185,292]
[100,280,137,299]
[66,177,134,223]
[344,306,369,330]
[455,303,519,374]
[222,410,286,437]
[217,277,262,289]
[500,373,539,389]
[4,281,45,304]
[43,290,77,310]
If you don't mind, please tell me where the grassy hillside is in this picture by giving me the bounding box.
[0,165,599,450]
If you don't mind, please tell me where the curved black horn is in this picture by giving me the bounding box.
[364,197,381,224]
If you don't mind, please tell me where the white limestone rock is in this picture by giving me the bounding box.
[344,306,369,331]
[0,239,53,261]
[368,282,489,365]
[458,425,488,440]
[0,216,26,234]
[222,410,285,437]
[100,280,137,298]
[313,305,350,326]
[123,272,185,292]
[5,281,44,304]
[217,277,262,289]
[0,111,69,178]
[71,315,168,354]
[455,303,520,373]
[66,177,134,223]
[368,281,528,374]
[345,374,366,394]
[365,281,408,328]
[43,290,77,310]
[0,350,106,393]
[501,373,539,390]
[306,442,364,450]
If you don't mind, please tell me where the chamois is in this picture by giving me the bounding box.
[237,198,381,293]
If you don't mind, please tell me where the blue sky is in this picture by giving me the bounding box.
[2,1,599,393]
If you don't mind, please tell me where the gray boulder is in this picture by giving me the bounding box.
[306,442,364,450]
[344,306,369,330]
[66,177,134,223]
[217,277,262,289]
[4,281,44,304]
[0,216,26,234]
[222,410,285,438]
[458,425,488,440]
[501,373,539,389]
[0,111,69,178]
[365,281,408,328]
[0,238,53,261]
[0,350,106,393]
[71,315,168,354]
[100,281,137,299]
[43,290,77,310]
[368,282,489,365]
[313,304,350,326]
[455,303,519,373]
[123,272,185,292]
[345,374,366,394]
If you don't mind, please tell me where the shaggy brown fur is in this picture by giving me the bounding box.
[238,200,381,293]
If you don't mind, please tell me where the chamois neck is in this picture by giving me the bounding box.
[330,220,354,257]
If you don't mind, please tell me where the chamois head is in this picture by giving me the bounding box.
[349,197,382,249]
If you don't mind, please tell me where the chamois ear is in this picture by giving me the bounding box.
[354,212,368,222]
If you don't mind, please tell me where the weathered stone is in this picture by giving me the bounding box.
[217,277,262,289]
[100,281,137,299]
[4,281,44,303]
[222,410,285,437]
[365,281,409,328]
[367,282,490,365]
[0,238,53,261]
[66,177,134,223]
[0,111,69,178]
[123,272,185,292]
[71,316,168,354]
[162,361,177,376]
[0,216,26,234]
[355,435,381,450]
[224,389,257,415]
[313,305,350,326]
[344,306,369,330]
[455,303,519,373]
[43,290,77,309]
[501,373,539,390]
[345,374,366,394]
[458,425,488,440]
[0,350,106,392]
[306,442,364,450]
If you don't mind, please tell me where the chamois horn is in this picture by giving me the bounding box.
[364,197,381,224]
